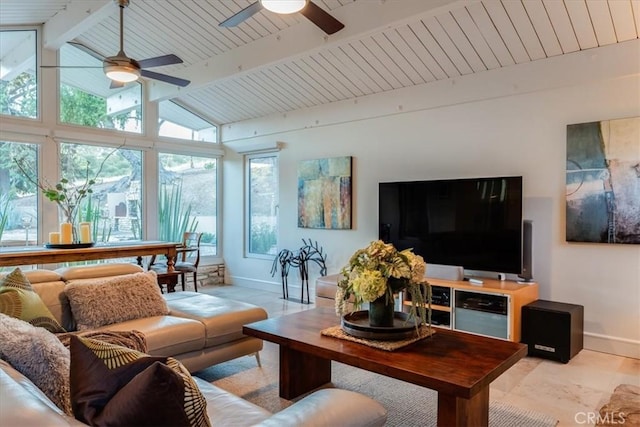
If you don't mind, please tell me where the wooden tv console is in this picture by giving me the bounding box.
[402,277,538,342]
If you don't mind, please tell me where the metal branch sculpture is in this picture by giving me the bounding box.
[271,239,327,304]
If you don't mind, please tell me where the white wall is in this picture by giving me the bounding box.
[222,41,640,358]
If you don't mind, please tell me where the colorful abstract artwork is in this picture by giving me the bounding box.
[298,156,352,229]
[566,116,639,244]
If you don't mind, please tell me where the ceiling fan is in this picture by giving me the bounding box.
[43,0,190,89]
[220,0,344,35]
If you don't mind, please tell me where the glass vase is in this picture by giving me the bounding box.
[368,295,395,327]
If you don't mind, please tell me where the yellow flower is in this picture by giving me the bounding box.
[351,269,386,302]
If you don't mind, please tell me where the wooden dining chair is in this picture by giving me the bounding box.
[174,232,203,292]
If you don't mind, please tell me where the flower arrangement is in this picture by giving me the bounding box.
[335,240,431,325]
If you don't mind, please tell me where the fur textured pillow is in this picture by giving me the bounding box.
[0,313,72,415]
[0,267,65,333]
[64,271,169,331]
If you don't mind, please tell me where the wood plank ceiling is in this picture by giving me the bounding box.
[1,0,639,125]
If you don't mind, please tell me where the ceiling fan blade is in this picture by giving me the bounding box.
[67,41,107,62]
[219,1,263,27]
[138,54,183,68]
[300,1,344,35]
[40,65,103,69]
[140,69,190,87]
[110,80,125,89]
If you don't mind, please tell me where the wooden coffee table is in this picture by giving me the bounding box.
[243,307,527,427]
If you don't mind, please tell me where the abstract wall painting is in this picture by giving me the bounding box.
[298,156,352,229]
[566,116,639,244]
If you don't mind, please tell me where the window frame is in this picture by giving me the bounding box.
[0,27,40,121]
[157,99,218,144]
[1,26,225,266]
[157,148,223,264]
[0,140,40,247]
[57,42,144,135]
[244,151,279,259]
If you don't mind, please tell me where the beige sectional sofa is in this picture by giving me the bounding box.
[26,263,267,373]
[0,359,387,426]
[0,263,388,426]
[315,273,342,307]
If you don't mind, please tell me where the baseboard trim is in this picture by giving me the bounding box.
[229,276,312,299]
[584,332,640,359]
[229,276,280,293]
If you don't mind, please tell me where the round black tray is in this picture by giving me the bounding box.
[45,242,95,249]
[341,310,419,341]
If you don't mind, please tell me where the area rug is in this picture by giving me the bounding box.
[196,345,558,427]
[597,384,640,426]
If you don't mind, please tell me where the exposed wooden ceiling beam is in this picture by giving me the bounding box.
[43,0,111,49]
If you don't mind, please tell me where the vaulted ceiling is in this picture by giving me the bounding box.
[1,0,639,126]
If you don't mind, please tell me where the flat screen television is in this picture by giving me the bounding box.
[379,176,523,274]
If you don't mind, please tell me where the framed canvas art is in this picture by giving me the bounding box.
[298,156,352,229]
[566,116,639,244]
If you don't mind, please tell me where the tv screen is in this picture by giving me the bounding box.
[379,176,523,274]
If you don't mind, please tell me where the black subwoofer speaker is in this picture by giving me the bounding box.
[521,300,584,363]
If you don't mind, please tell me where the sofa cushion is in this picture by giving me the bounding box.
[64,271,169,330]
[193,376,272,426]
[315,274,342,299]
[70,335,210,427]
[0,267,66,333]
[30,280,72,331]
[165,292,268,346]
[0,361,85,426]
[0,313,72,416]
[56,263,144,281]
[94,315,206,356]
[254,389,388,427]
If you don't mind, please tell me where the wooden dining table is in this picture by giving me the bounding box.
[0,240,179,271]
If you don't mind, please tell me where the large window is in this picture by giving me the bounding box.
[158,153,217,256]
[246,154,278,256]
[60,143,143,242]
[1,30,37,118]
[0,141,38,246]
[2,33,224,263]
[158,100,217,142]
[59,43,142,133]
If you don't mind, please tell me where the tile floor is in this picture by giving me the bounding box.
[202,284,639,427]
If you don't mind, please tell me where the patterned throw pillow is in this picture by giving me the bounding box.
[0,267,65,333]
[69,336,210,427]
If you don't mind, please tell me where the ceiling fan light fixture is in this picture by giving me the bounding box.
[104,64,140,83]
[260,0,307,14]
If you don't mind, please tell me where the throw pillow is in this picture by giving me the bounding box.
[0,267,65,333]
[70,336,210,427]
[0,313,72,415]
[64,271,170,330]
